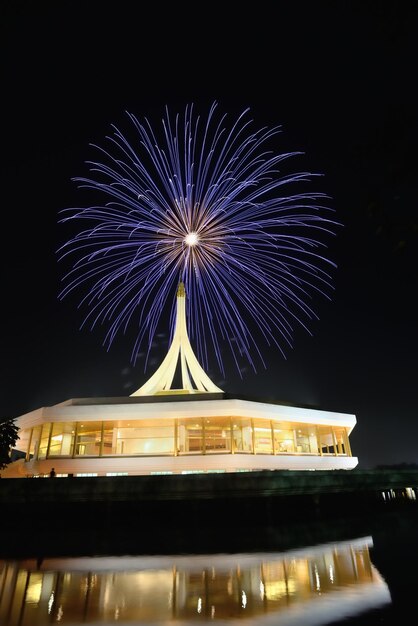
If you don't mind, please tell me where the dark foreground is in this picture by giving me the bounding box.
[0,468,417,558]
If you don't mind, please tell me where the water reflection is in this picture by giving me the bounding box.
[0,537,390,625]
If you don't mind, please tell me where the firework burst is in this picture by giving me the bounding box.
[58,102,339,375]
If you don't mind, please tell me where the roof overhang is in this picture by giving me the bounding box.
[15,397,356,432]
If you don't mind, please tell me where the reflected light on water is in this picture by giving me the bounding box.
[0,537,391,625]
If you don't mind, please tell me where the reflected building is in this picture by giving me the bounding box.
[1,284,357,478]
[0,537,390,625]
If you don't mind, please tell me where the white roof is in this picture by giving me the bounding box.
[15,397,356,432]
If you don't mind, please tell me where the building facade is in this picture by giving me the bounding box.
[1,284,357,477]
[1,394,357,477]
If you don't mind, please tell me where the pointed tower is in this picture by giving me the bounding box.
[2,277,358,477]
[131,283,223,396]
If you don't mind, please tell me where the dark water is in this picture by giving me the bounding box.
[1,506,417,625]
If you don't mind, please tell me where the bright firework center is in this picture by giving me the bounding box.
[2,284,357,478]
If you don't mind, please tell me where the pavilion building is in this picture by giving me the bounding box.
[1,284,357,478]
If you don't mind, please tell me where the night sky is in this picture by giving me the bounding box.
[2,1,417,469]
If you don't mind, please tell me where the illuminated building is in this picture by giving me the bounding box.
[1,284,357,478]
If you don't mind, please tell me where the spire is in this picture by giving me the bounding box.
[131,283,223,396]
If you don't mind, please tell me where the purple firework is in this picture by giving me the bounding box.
[58,102,338,375]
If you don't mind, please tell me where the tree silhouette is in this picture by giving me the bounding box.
[0,419,20,469]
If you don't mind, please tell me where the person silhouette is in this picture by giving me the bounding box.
[49,467,56,478]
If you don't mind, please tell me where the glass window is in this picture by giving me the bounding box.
[49,422,76,456]
[102,421,116,455]
[204,417,231,453]
[295,426,317,453]
[75,422,102,456]
[28,426,42,460]
[232,418,253,453]
[317,426,334,455]
[178,419,203,454]
[309,428,319,454]
[273,424,295,453]
[113,419,175,455]
[76,473,98,477]
[333,426,348,455]
[37,424,51,460]
[253,419,273,454]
